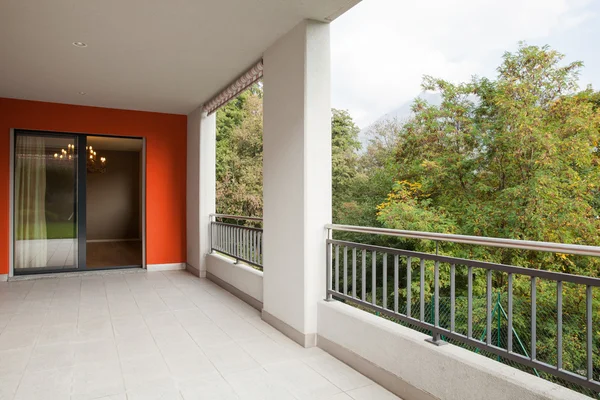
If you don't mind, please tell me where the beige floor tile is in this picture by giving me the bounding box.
[125,376,182,400]
[323,394,354,400]
[201,342,259,375]
[71,361,125,400]
[264,359,344,400]
[346,384,401,399]
[164,352,219,382]
[74,338,119,365]
[27,342,76,372]
[36,322,77,346]
[178,375,240,400]
[303,353,373,391]
[15,366,74,400]
[0,329,38,351]
[115,333,161,360]
[237,337,296,367]
[111,314,149,338]
[0,372,23,400]
[120,353,171,391]
[0,346,32,376]
[224,367,297,400]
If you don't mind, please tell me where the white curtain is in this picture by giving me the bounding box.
[15,136,47,269]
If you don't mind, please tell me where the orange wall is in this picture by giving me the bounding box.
[0,98,187,274]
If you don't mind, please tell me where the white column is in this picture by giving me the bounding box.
[187,107,216,277]
[262,20,332,347]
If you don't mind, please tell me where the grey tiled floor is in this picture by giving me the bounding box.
[0,270,401,400]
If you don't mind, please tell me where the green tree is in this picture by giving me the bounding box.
[373,43,600,383]
[215,85,263,217]
[378,43,600,271]
[331,109,361,222]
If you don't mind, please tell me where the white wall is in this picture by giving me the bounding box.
[318,301,589,400]
[186,107,216,276]
[262,20,332,343]
[207,253,263,306]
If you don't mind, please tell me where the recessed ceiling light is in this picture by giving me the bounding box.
[72,42,87,48]
[78,91,86,95]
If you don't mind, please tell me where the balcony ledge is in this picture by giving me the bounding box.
[318,300,589,400]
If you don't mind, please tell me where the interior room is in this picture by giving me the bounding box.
[85,136,143,268]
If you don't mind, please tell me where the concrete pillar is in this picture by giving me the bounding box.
[262,20,332,347]
[186,107,216,277]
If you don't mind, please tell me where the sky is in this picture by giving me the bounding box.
[331,0,600,129]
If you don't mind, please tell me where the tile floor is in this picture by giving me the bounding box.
[14,239,77,269]
[0,270,401,400]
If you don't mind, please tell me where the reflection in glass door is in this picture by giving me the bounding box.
[14,134,79,273]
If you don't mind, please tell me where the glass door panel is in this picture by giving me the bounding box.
[14,134,79,273]
[85,136,143,268]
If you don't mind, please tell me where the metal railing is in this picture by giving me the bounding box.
[210,214,263,269]
[326,224,600,393]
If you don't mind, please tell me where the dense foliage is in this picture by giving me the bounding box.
[359,44,600,391]
[216,86,263,217]
[376,44,600,270]
[215,44,600,395]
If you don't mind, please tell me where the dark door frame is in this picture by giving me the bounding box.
[11,129,144,275]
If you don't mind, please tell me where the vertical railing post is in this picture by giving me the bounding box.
[531,276,537,362]
[406,258,412,318]
[343,246,348,295]
[497,292,502,358]
[468,266,473,339]
[383,254,387,310]
[450,264,455,332]
[352,248,357,298]
[557,281,563,370]
[325,227,333,301]
[508,274,513,353]
[233,226,239,264]
[362,250,367,301]
[209,214,214,254]
[486,270,492,346]
[420,259,425,322]
[586,285,593,381]
[426,261,446,346]
[394,255,399,314]
[335,245,340,293]
[372,251,377,306]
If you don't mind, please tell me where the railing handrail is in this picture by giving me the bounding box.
[212,221,263,232]
[326,223,600,257]
[328,238,600,287]
[211,213,263,222]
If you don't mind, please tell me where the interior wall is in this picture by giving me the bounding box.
[0,97,187,275]
[87,150,140,241]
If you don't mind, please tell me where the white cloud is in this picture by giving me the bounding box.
[331,0,597,128]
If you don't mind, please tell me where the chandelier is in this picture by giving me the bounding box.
[85,145,107,173]
[52,144,107,173]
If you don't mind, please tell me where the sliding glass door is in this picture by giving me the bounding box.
[14,130,144,275]
[14,132,82,273]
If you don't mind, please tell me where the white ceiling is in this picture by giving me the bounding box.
[0,0,359,115]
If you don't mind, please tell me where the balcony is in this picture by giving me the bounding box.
[1,1,598,399]
[0,270,397,400]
